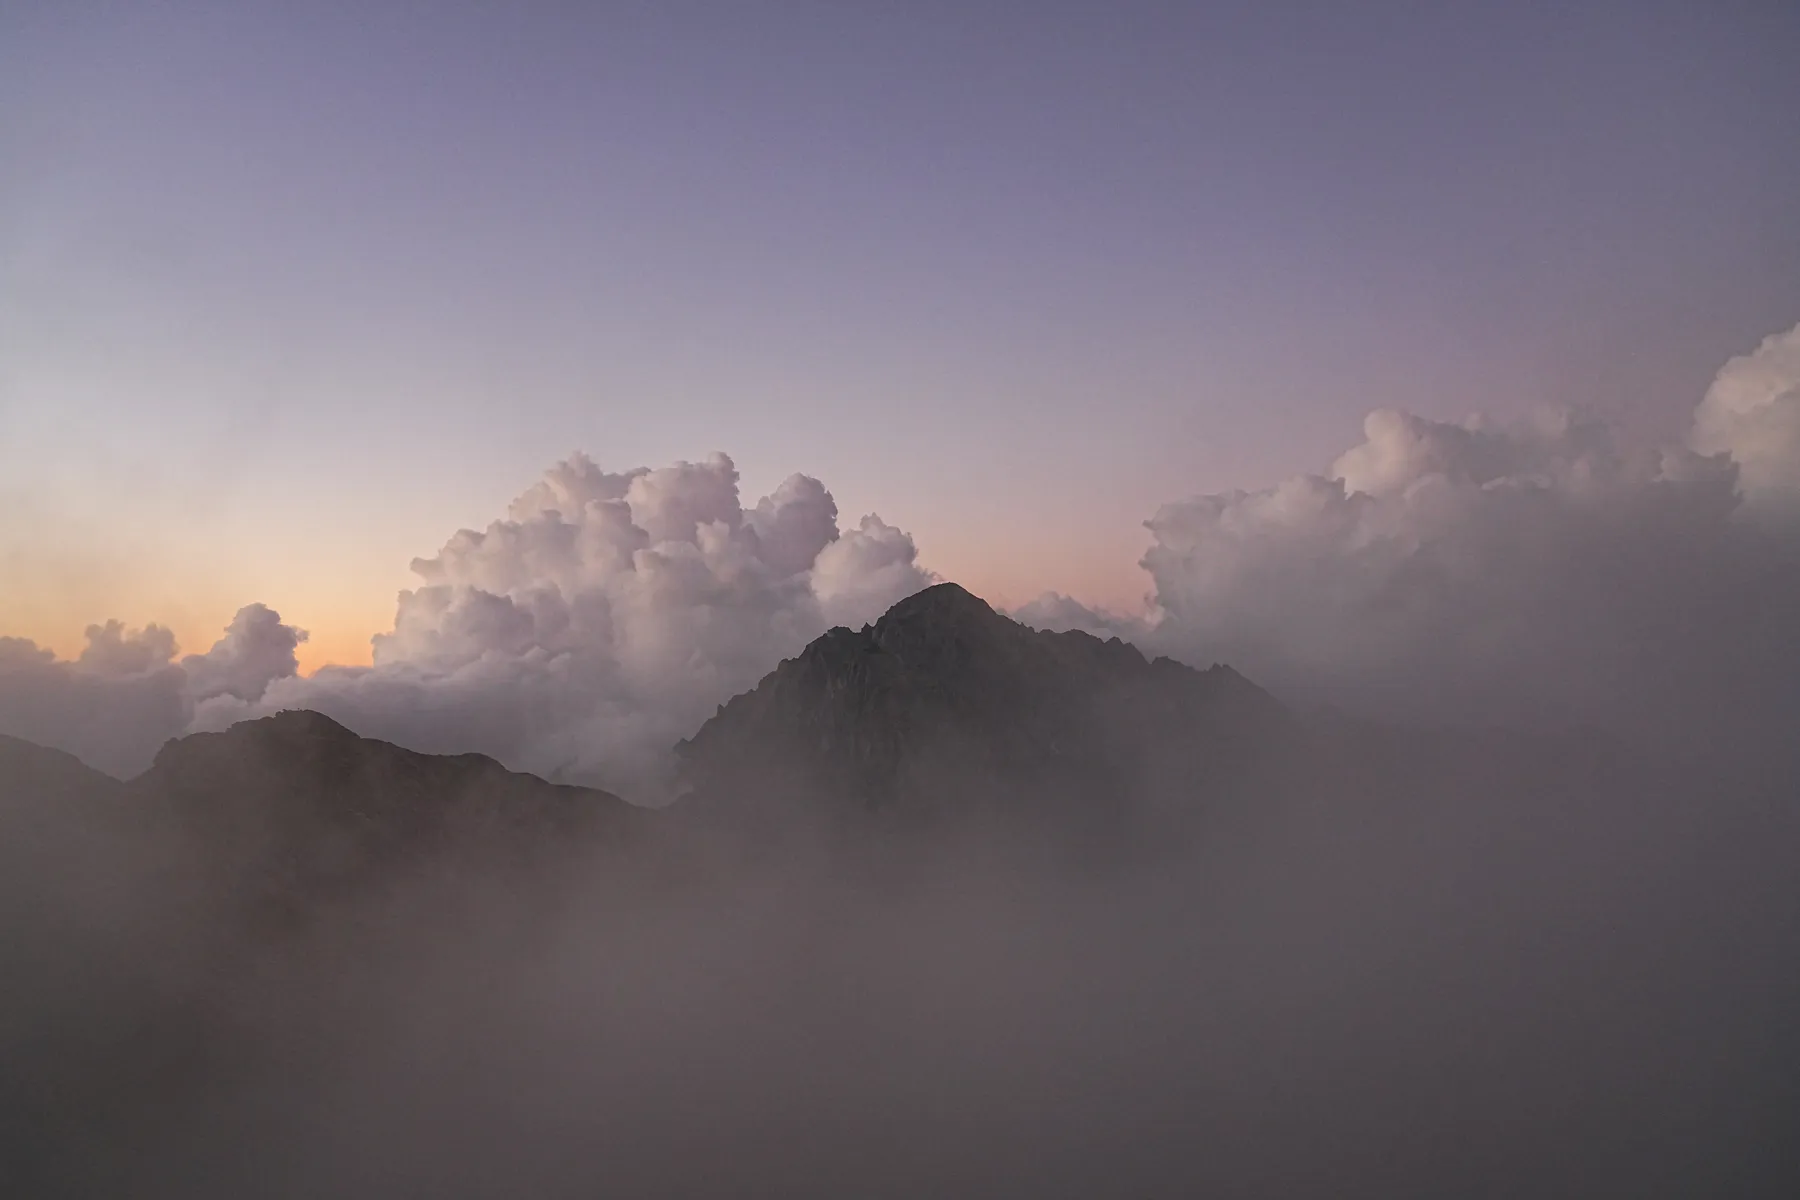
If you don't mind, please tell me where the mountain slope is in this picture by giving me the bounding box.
[3,710,644,939]
[126,710,643,918]
[0,734,132,894]
[0,733,125,804]
[675,583,1294,822]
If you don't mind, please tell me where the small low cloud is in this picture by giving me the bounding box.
[183,603,309,705]
[0,604,305,777]
[1006,593,1148,642]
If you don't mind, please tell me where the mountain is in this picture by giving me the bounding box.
[2,711,642,936]
[0,734,133,927]
[674,583,1295,825]
[0,733,124,806]
[139,711,642,917]
[1,710,649,1198]
[142,709,634,845]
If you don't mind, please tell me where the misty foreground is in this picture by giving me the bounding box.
[3,586,1797,1197]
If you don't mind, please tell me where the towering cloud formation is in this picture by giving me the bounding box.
[0,605,306,777]
[1129,323,1800,760]
[227,453,933,794]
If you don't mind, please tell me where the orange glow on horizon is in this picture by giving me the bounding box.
[296,629,376,675]
[0,546,1154,680]
[0,604,379,677]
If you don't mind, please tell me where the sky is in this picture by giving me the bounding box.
[3,0,1799,678]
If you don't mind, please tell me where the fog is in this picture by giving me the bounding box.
[5,714,1796,1198]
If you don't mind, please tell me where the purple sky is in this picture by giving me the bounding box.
[4,1,1798,668]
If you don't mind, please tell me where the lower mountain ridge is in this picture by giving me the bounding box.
[3,711,640,933]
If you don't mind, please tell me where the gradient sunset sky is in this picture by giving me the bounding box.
[4,1,1798,673]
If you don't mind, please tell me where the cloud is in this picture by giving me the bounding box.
[0,605,305,777]
[182,603,309,704]
[13,326,1797,786]
[1006,593,1148,641]
[812,514,941,629]
[1136,324,1800,762]
[1690,322,1800,517]
[227,453,933,795]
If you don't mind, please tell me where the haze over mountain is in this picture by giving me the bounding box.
[3,709,637,942]
[3,582,1798,1197]
[6,582,1305,901]
[0,733,117,805]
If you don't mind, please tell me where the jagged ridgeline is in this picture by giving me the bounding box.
[1,582,1302,926]
[675,583,1294,819]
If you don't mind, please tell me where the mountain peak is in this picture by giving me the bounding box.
[676,581,1289,818]
[0,734,124,801]
[230,708,359,742]
[148,708,363,776]
[876,582,998,626]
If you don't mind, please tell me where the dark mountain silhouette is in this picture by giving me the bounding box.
[143,709,634,846]
[3,711,641,935]
[3,587,1630,856]
[675,582,1296,826]
[0,732,124,806]
[1,584,1634,891]
[149,711,641,920]
[1,712,648,1195]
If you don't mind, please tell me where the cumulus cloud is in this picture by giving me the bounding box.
[1690,322,1800,516]
[812,514,940,629]
[183,603,309,704]
[0,605,305,777]
[227,453,933,795]
[1136,324,1800,762]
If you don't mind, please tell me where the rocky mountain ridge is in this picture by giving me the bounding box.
[675,582,1295,819]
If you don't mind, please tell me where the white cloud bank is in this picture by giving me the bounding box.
[198,453,934,795]
[1020,321,1800,759]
